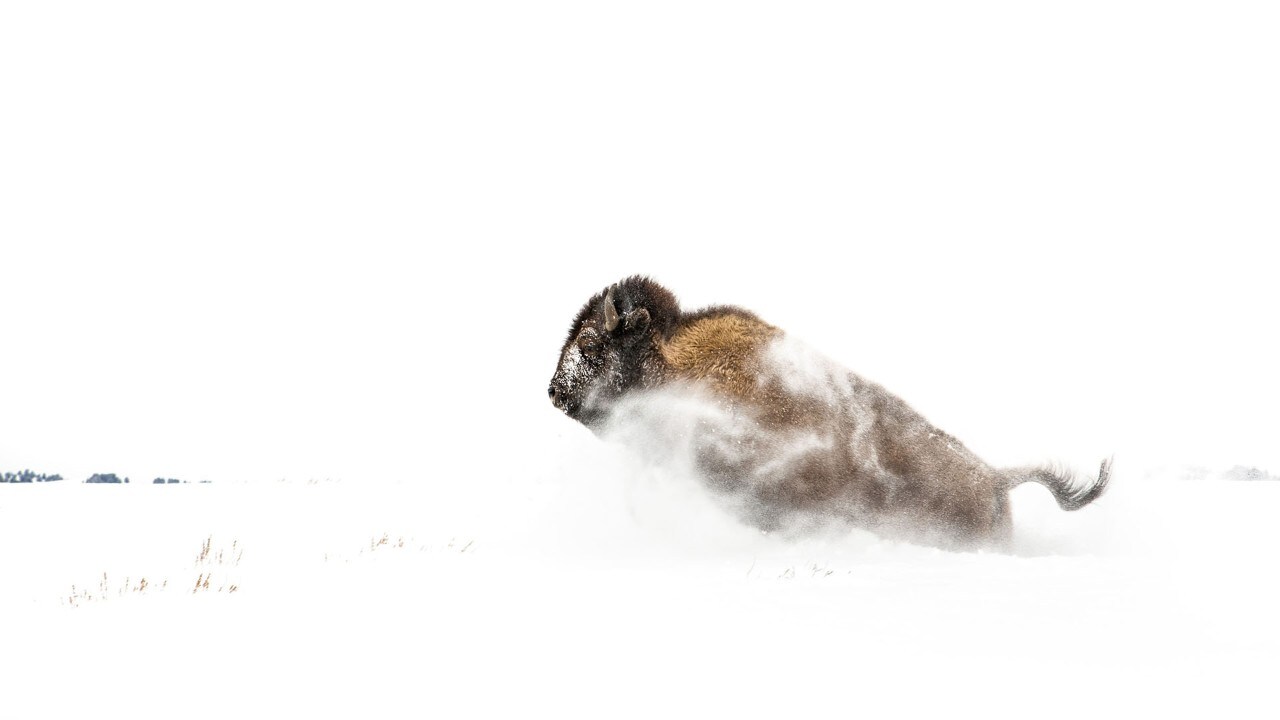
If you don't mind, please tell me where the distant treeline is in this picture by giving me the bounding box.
[1,470,63,483]
[1,471,207,484]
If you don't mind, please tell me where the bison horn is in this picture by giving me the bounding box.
[603,286,620,332]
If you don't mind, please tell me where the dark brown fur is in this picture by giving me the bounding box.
[549,276,1110,551]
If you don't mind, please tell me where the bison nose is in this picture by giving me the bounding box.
[548,385,561,405]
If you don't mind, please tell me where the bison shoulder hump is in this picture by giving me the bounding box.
[660,308,779,392]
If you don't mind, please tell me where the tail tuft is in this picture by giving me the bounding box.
[1007,457,1112,511]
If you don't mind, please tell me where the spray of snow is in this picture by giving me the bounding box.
[763,333,859,404]
[553,334,860,544]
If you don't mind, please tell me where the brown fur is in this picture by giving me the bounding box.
[658,309,779,400]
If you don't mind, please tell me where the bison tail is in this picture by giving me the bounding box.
[1004,457,1112,511]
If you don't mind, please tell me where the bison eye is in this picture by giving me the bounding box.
[582,336,607,357]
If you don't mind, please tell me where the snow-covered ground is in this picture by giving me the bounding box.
[4,457,1278,718]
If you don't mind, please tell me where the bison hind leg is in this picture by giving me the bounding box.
[988,490,1014,551]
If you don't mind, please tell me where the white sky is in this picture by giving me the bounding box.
[2,1,1277,484]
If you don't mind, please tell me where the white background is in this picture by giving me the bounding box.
[3,1,1276,485]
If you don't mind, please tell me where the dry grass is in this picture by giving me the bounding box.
[64,535,242,607]
[66,572,170,607]
[323,534,476,563]
[192,536,241,595]
[63,532,480,606]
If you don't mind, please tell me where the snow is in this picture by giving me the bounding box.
[3,1,1280,717]
[3,462,1279,718]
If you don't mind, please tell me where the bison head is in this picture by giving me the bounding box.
[548,277,677,429]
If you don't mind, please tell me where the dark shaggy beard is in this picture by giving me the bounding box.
[574,406,610,432]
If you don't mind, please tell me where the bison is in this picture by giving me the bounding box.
[548,276,1109,551]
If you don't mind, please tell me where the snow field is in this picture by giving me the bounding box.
[3,458,1277,719]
